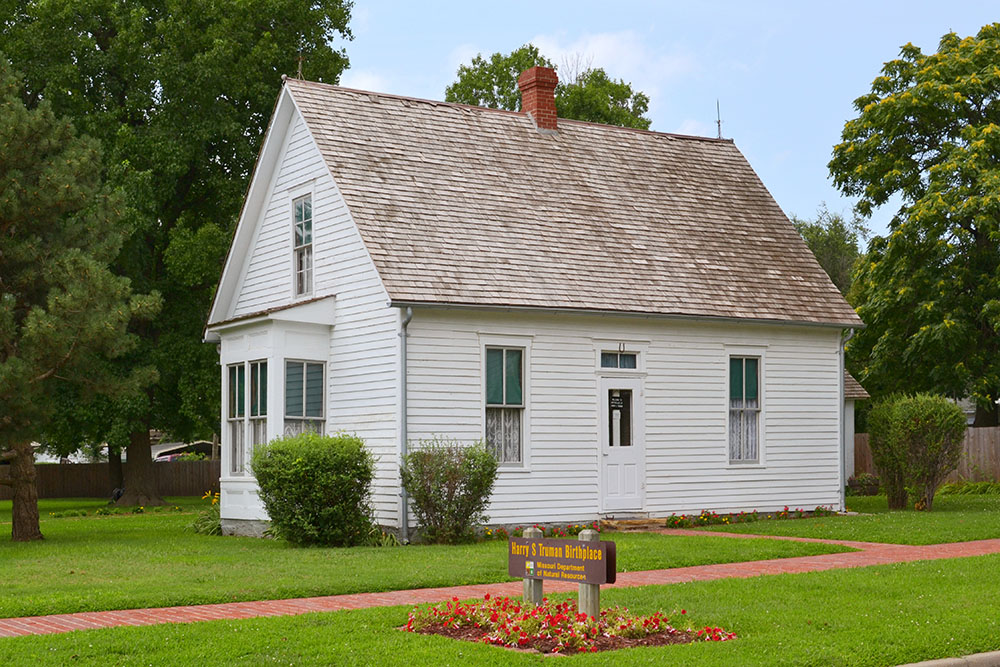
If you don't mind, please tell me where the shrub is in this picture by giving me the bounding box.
[846,473,880,496]
[892,394,966,510]
[251,433,375,546]
[400,438,498,543]
[869,394,966,510]
[867,396,909,509]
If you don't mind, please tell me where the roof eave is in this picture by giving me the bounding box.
[387,299,865,331]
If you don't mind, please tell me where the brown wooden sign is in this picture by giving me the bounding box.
[507,536,616,584]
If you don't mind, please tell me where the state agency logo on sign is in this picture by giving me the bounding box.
[508,537,616,584]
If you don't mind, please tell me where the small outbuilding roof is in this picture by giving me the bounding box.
[844,371,870,400]
[276,78,862,328]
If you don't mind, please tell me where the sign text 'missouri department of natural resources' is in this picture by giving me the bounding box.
[507,536,616,585]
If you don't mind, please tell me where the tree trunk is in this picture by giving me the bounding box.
[10,441,43,541]
[108,447,124,493]
[116,429,164,507]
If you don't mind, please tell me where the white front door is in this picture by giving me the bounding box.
[600,377,644,512]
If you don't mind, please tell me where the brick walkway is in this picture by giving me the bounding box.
[3,532,1000,639]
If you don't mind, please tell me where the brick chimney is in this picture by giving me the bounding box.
[517,66,559,131]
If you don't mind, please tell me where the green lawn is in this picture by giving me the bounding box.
[1,554,997,666]
[704,494,1000,544]
[0,498,852,618]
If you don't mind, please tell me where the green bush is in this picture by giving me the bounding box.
[251,433,375,546]
[869,394,966,511]
[400,438,498,544]
[868,396,909,509]
[893,394,966,510]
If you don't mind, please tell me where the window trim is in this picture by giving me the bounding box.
[291,192,313,298]
[479,334,532,471]
[725,346,767,467]
[593,340,649,375]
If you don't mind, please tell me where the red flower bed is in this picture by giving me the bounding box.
[405,594,736,654]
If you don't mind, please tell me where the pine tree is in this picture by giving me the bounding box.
[0,57,157,541]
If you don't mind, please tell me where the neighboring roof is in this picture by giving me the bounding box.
[844,371,870,400]
[282,78,863,328]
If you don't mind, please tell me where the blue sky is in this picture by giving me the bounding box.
[335,2,998,239]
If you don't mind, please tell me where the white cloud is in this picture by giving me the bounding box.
[527,30,697,131]
[446,43,481,76]
[674,119,714,137]
[339,69,391,93]
[530,30,695,96]
[351,5,371,35]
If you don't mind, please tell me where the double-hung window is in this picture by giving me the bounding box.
[729,356,760,463]
[227,360,268,475]
[485,347,524,464]
[293,195,312,296]
[284,360,324,436]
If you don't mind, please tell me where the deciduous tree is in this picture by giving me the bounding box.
[830,24,1000,424]
[445,44,651,129]
[791,205,868,295]
[0,0,353,504]
[0,57,156,540]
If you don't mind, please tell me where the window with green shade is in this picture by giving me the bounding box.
[729,356,761,463]
[228,364,245,418]
[485,348,522,407]
[249,361,267,418]
[305,363,323,417]
[485,346,525,465]
[285,360,325,437]
[285,362,303,416]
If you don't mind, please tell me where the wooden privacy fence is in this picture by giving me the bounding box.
[0,460,220,500]
[855,426,1000,482]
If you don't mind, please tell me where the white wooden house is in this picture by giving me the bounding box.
[205,67,864,537]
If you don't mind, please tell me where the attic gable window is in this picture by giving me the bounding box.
[293,194,313,296]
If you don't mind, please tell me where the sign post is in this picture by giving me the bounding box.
[577,529,600,619]
[522,526,543,605]
[508,529,616,619]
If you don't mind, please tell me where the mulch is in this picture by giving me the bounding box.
[410,622,700,655]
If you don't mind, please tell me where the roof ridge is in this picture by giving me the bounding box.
[283,77,733,144]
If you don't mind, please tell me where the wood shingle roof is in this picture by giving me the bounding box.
[286,78,863,328]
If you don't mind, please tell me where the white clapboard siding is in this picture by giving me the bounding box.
[225,108,400,526]
[231,115,322,315]
[405,309,843,524]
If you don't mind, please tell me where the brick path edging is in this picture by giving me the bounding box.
[2,534,1000,639]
